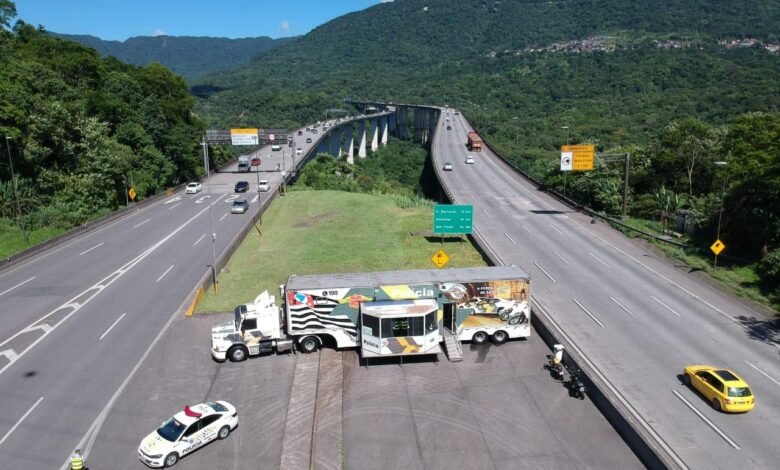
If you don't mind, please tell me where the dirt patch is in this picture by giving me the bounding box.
[294,211,338,228]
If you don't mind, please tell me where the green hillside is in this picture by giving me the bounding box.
[51,33,295,82]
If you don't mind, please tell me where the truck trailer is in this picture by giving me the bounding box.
[211,266,531,362]
[467,131,482,151]
[237,156,250,172]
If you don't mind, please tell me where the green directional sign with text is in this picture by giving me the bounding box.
[433,204,473,235]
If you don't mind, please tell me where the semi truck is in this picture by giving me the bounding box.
[211,266,531,362]
[238,156,250,172]
[467,131,483,151]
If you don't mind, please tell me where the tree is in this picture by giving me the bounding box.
[0,0,16,29]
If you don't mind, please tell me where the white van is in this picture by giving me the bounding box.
[257,180,270,192]
[271,144,282,151]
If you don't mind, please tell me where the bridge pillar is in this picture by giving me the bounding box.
[358,120,367,158]
[381,116,388,146]
[344,124,354,164]
[413,108,422,143]
[370,119,379,152]
[397,107,406,140]
[329,129,341,157]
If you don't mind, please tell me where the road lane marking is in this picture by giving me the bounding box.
[193,234,206,246]
[481,208,491,219]
[251,195,259,203]
[195,195,210,203]
[156,265,174,283]
[533,261,556,283]
[504,233,516,245]
[219,213,228,221]
[0,397,44,447]
[0,349,18,361]
[0,276,35,298]
[549,224,563,234]
[553,251,569,265]
[609,296,635,317]
[589,252,610,268]
[573,298,606,328]
[79,242,104,256]
[132,218,150,228]
[744,360,780,388]
[0,197,224,378]
[521,225,532,233]
[672,390,740,450]
[167,203,182,210]
[98,313,126,341]
[163,196,182,205]
[651,296,681,317]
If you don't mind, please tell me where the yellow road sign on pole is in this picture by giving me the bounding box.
[710,239,726,255]
[128,187,136,201]
[561,144,595,171]
[431,249,450,268]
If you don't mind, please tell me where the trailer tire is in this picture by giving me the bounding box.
[472,331,488,344]
[299,336,320,354]
[492,330,508,344]
[228,346,248,362]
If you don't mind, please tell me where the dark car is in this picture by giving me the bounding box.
[234,181,249,192]
[447,125,452,130]
[298,130,303,136]
[306,137,312,143]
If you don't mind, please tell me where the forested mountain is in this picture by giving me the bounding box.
[51,33,295,81]
[0,13,205,229]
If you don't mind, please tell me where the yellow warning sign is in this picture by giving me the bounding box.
[561,144,595,171]
[710,239,726,256]
[432,249,450,268]
[128,187,136,201]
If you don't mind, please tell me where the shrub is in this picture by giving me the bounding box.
[756,248,780,288]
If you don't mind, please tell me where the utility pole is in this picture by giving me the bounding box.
[622,153,630,219]
[5,136,21,222]
[201,137,218,294]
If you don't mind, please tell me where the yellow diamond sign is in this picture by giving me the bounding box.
[431,249,450,268]
[710,239,726,255]
[128,187,136,201]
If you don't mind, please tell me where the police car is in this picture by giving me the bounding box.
[138,401,238,468]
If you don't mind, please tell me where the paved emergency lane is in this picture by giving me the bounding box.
[435,108,780,469]
[0,128,322,469]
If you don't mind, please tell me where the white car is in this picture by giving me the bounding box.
[296,147,303,156]
[257,180,270,192]
[138,401,238,468]
[443,163,453,171]
[465,156,475,164]
[185,182,202,194]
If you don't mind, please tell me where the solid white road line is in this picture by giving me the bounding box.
[132,219,150,229]
[573,298,606,328]
[0,276,35,298]
[481,208,491,219]
[671,390,740,450]
[609,296,635,317]
[79,242,104,256]
[504,232,517,245]
[193,234,206,246]
[219,213,228,221]
[251,195,259,203]
[651,295,681,317]
[0,349,18,361]
[553,251,570,265]
[156,265,174,283]
[0,396,44,446]
[98,313,126,341]
[744,360,780,388]
[533,261,557,283]
[589,252,610,268]
[549,224,563,234]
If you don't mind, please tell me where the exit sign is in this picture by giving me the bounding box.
[433,204,473,235]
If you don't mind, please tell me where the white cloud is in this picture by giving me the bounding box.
[380,0,394,3]
[281,20,289,32]
[153,28,166,36]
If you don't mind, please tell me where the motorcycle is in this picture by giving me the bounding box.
[548,357,565,381]
[569,370,587,400]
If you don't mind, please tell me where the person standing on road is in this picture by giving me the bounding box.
[70,449,85,470]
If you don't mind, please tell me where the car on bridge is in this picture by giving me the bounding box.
[185,182,202,194]
[138,401,238,468]
[257,180,270,192]
[683,365,755,413]
[466,156,475,164]
[231,199,249,214]
[234,181,249,193]
[443,163,453,171]
[306,137,312,143]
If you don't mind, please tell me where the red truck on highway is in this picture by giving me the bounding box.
[467,131,482,151]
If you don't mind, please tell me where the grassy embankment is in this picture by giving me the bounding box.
[196,190,488,313]
[0,221,66,259]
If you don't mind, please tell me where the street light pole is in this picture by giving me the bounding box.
[5,136,21,222]
[512,116,519,146]
[561,126,570,196]
[713,161,728,269]
[201,137,218,293]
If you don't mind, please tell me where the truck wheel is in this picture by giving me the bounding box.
[164,452,179,467]
[492,330,508,344]
[472,331,488,344]
[299,336,320,354]
[218,425,231,439]
[228,346,248,362]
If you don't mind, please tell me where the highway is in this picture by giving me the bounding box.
[0,128,320,468]
[434,110,780,469]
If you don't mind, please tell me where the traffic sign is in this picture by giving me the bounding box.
[560,152,573,171]
[128,188,136,201]
[230,128,259,145]
[710,239,726,255]
[432,250,450,268]
[433,204,473,235]
[561,145,595,171]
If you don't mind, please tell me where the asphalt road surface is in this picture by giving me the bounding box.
[434,109,780,469]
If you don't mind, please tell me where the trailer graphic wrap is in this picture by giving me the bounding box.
[441,280,530,329]
[286,289,358,338]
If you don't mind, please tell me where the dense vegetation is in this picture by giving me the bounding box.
[0,4,205,234]
[53,33,294,82]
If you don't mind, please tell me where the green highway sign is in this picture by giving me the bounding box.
[433,204,473,235]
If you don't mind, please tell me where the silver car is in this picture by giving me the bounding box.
[231,199,249,214]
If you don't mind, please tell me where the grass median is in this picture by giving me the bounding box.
[196,190,488,313]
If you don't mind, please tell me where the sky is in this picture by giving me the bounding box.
[15,0,394,41]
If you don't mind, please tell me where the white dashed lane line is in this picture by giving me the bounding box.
[0,276,35,298]
[79,242,104,256]
[0,396,44,447]
[98,313,126,341]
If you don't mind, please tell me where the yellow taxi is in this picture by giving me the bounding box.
[683,365,755,413]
